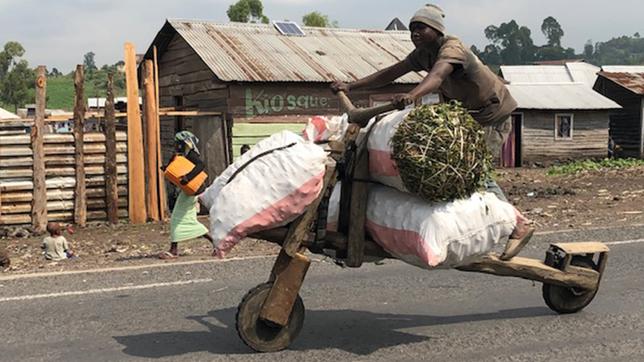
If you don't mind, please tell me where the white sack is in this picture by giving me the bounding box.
[302,114,349,143]
[326,184,517,269]
[199,131,327,257]
[366,108,414,192]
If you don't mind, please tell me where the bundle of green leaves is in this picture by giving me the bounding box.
[390,102,492,202]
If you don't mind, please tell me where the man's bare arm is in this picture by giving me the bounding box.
[331,61,413,93]
[392,62,454,108]
[410,62,454,99]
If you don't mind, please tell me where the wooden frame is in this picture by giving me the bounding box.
[554,113,574,140]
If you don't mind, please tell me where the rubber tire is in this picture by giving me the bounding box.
[542,256,599,314]
[236,282,305,352]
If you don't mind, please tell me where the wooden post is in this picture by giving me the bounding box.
[143,60,160,221]
[260,251,311,327]
[153,46,167,221]
[346,142,368,267]
[73,65,87,227]
[31,66,47,233]
[124,42,147,224]
[105,73,119,225]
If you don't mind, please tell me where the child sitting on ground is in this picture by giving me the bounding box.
[42,222,75,261]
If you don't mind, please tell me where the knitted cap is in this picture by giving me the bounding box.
[409,4,445,34]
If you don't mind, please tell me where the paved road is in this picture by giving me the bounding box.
[1,225,643,361]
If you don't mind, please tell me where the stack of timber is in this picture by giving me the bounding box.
[0,131,129,225]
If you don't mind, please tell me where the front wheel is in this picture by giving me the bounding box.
[542,256,599,314]
[236,282,305,352]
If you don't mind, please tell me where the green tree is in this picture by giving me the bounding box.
[49,67,62,77]
[0,41,25,80]
[589,35,644,65]
[227,0,269,24]
[484,20,536,64]
[302,11,337,27]
[83,51,97,72]
[583,40,594,59]
[0,41,33,112]
[1,60,33,112]
[541,16,564,47]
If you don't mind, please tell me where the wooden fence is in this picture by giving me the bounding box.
[0,130,129,225]
[0,45,222,229]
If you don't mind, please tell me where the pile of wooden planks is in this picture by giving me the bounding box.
[0,132,129,225]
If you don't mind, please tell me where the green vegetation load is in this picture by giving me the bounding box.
[390,102,492,202]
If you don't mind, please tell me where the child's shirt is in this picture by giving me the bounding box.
[42,236,70,261]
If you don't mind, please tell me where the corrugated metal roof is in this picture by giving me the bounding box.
[500,63,619,110]
[157,19,423,83]
[501,63,600,86]
[598,72,644,95]
[601,65,644,73]
[500,65,573,83]
[506,83,621,110]
[0,107,19,120]
[566,62,600,87]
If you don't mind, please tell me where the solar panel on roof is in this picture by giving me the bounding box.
[273,21,305,36]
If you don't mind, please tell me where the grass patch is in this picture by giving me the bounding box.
[2,75,126,112]
[46,76,125,111]
[547,158,644,176]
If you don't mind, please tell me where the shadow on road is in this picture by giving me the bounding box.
[114,306,552,358]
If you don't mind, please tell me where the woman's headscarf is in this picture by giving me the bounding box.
[175,131,200,155]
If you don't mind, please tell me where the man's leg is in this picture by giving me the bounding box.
[483,118,534,260]
[483,118,511,202]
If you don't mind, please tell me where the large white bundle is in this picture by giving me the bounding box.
[200,131,327,257]
[366,109,413,192]
[326,184,516,269]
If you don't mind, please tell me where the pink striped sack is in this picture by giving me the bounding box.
[199,131,327,257]
[302,115,348,143]
[327,184,516,269]
[366,108,414,192]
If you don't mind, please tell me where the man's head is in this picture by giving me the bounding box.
[46,222,61,236]
[409,4,445,47]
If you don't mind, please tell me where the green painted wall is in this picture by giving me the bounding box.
[232,123,305,158]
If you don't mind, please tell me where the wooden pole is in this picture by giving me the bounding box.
[73,65,87,227]
[124,42,147,224]
[153,46,167,221]
[105,73,119,225]
[31,66,48,233]
[346,143,368,267]
[143,60,159,221]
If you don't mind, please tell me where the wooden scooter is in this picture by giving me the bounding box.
[235,92,609,352]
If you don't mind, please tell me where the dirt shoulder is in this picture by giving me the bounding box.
[1,166,643,275]
[498,166,644,230]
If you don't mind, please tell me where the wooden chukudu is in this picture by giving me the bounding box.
[237,92,610,353]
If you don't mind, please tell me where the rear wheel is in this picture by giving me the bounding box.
[542,256,599,314]
[236,282,305,352]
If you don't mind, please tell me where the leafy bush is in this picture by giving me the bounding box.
[547,158,644,176]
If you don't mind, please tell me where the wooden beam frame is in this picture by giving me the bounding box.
[105,73,119,225]
[73,65,87,227]
[124,42,147,224]
[456,253,600,290]
[154,46,168,221]
[143,60,160,221]
[31,66,47,233]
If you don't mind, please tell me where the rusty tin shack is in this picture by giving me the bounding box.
[594,66,644,158]
[143,19,422,176]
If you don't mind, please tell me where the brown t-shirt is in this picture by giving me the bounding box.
[405,36,517,126]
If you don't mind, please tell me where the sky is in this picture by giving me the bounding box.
[0,0,642,72]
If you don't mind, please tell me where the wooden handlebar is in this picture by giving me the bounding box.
[336,91,398,127]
